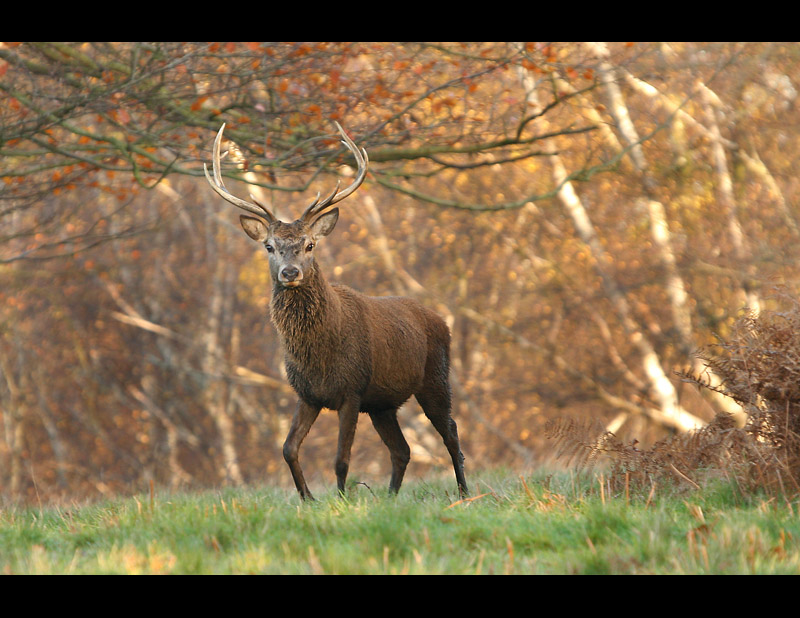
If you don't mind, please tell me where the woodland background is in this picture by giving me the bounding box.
[2,42,799,502]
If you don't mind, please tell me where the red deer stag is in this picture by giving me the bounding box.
[204,122,468,500]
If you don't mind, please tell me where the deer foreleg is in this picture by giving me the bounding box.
[334,400,360,496]
[283,400,321,500]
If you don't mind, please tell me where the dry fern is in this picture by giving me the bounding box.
[549,290,800,498]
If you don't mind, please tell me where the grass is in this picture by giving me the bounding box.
[2,468,800,574]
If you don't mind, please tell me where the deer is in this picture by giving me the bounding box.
[204,122,468,501]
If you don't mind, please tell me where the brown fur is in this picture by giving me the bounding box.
[248,215,467,500]
[205,122,465,500]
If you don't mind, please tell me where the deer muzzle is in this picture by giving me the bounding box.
[279,265,303,286]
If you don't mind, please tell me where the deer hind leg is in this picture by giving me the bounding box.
[368,409,411,494]
[334,399,360,496]
[416,383,468,498]
[283,399,321,500]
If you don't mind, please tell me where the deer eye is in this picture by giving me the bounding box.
[305,243,314,252]
[265,244,274,253]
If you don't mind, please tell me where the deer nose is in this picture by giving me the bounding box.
[280,266,301,283]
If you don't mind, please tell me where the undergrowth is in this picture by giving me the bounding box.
[547,290,800,499]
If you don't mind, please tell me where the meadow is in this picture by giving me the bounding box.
[2,468,799,575]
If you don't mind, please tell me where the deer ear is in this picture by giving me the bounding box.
[310,208,339,239]
[240,215,269,242]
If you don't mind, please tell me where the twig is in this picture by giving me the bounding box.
[669,464,700,489]
[445,492,492,509]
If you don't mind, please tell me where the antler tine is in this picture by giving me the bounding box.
[204,123,276,222]
[301,122,369,222]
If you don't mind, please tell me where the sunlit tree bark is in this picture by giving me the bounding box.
[519,49,705,432]
[549,155,704,432]
[586,42,694,352]
[0,349,25,496]
[699,80,760,313]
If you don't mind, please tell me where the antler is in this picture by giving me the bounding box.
[203,123,277,223]
[204,121,368,224]
[300,121,369,222]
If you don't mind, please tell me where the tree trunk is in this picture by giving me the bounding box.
[549,156,704,432]
[699,80,760,313]
[518,49,705,432]
[0,351,25,496]
[202,198,244,486]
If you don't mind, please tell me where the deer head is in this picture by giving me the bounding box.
[204,122,369,288]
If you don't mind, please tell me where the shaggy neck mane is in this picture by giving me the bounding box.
[269,263,341,363]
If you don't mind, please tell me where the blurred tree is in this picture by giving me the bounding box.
[3,42,800,501]
[0,42,606,261]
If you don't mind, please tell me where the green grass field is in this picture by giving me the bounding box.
[2,468,799,574]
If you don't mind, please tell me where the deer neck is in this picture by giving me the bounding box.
[269,263,342,360]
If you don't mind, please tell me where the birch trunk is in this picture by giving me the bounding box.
[613,65,767,422]
[585,43,746,425]
[0,352,25,496]
[699,80,761,314]
[518,48,705,432]
[585,42,694,352]
[550,156,704,432]
[202,198,244,486]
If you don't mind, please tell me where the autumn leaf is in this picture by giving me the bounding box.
[190,96,209,111]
